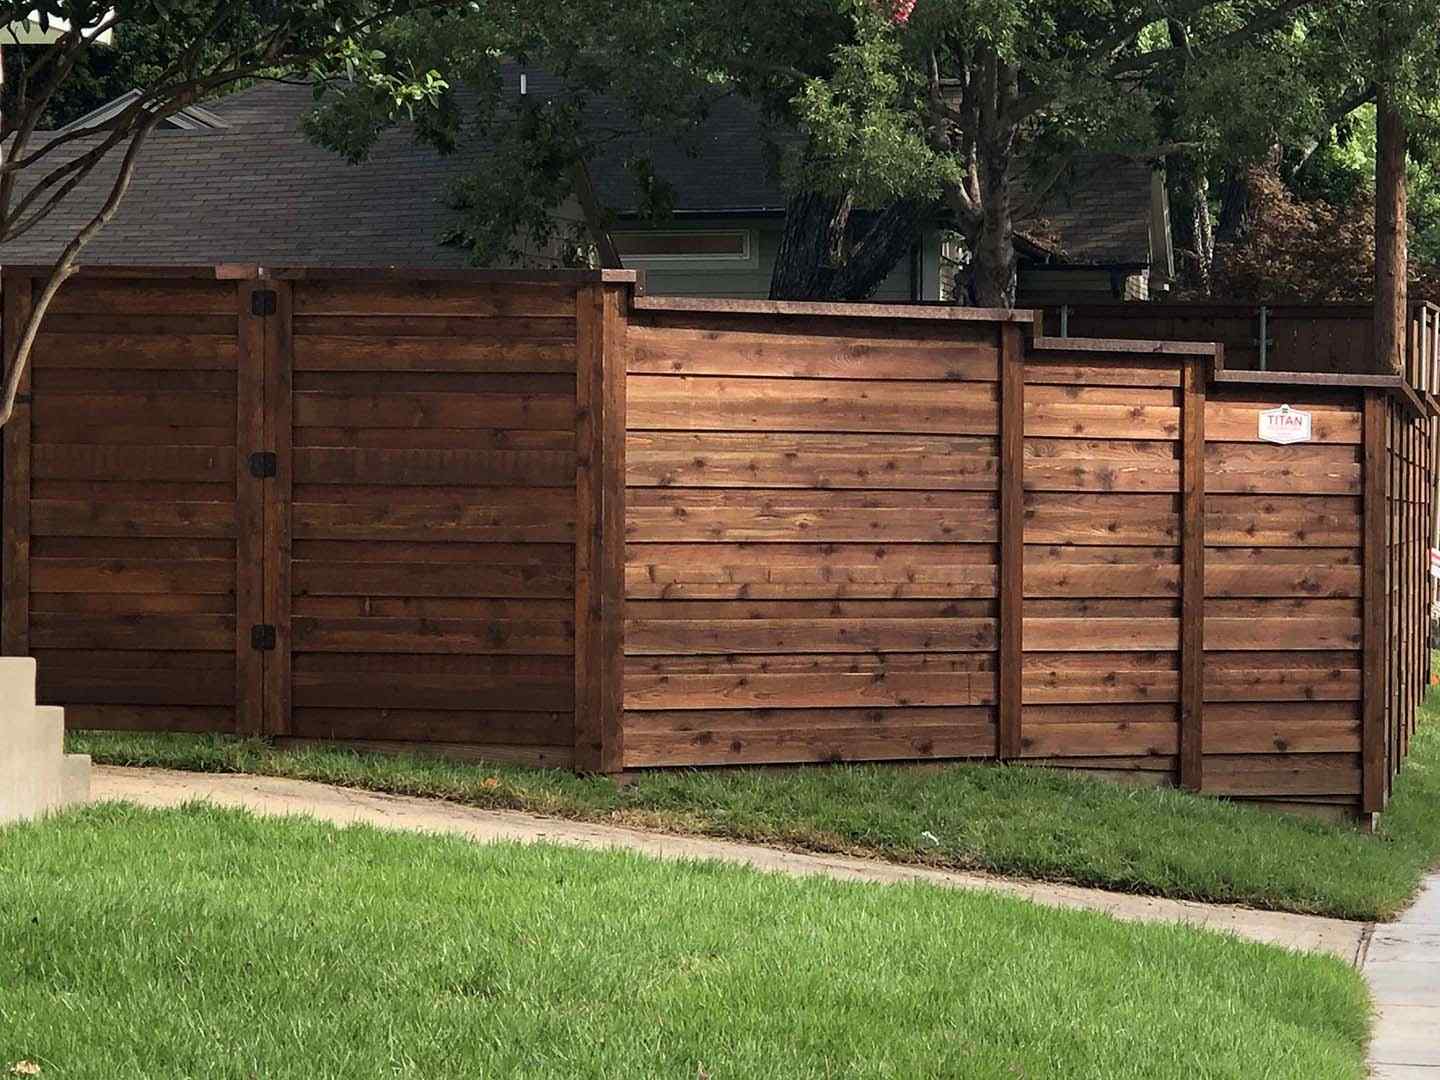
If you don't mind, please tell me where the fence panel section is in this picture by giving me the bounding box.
[1202,385,1366,804]
[620,303,1015,767]
[1017,342,1189,782]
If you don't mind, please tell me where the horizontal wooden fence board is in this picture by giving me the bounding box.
[1207,402,1362,444]
[294,391,575,430]
[1022,402,1180,439]
[294,560,572,598]
[626,492,999,543]
[627,431,999,490]
[622,717,998,767]
[292,503,574,543]
[290,281,579,318]
[1020,722,1179,758]
[292,336,577,373]
[624,617,998,655]
[627,325,1000,381]
[627,375,999,434]
[62,704,236,732]
[293,448,577,487]
[623,671,990,709]
[293,315,577,341]
[287,708,574,745]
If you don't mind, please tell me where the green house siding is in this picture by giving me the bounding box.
[626,220,918,301]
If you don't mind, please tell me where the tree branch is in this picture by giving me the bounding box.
[0,116,161,430]
[1108,0,1313,77]
[1294,83,1378,172]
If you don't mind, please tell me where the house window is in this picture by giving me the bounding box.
[612,230,752,261]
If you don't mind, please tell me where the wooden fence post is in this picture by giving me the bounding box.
[263,278,293,739]
[1362,391,1389,814]
[1179,356,1206,791]
[2,273,33,659]
[236,278,267,737]
[574,281,628,772]
[998,324,1024,760]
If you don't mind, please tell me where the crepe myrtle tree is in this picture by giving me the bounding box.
[0,0,449,428]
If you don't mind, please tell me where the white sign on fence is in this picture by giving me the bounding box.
[1258,405,1313,445]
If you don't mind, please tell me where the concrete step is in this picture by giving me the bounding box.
[1,658,91,824]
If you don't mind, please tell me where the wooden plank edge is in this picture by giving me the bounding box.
[1031,335,1219,358]
[632,294,1040,324]
[2,264,641,285]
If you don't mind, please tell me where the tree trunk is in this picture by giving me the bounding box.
[966,148,1016,307]
[571,159,623,270]
[1375,83,1408,377]
[769,190,927,301]
[1168,157,1213,294]
[769,191,851,299]
[1216,168,1256,247]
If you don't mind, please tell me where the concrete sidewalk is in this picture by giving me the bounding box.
[1365,873,1440,1078]
[92,764,1364,960]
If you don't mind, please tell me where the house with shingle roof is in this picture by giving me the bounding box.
[1,73,1174,304]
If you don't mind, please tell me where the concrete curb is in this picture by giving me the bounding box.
[89,764,1366,960]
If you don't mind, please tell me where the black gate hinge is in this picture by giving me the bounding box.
[248,451,277,478]
[251,289,277,316]
[251,624,277,651]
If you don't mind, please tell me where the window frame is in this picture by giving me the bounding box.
[610,229,756,265]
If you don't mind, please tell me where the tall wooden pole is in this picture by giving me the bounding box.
[1375,47,1408,377]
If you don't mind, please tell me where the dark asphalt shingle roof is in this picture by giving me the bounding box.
[0,123,479,267]
[1021,155,1156,267]
[1,77,1154,268]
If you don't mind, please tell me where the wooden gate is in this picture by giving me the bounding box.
[2,267,624,767]
[4,272,260,735]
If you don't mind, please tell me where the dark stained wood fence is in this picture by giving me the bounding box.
[1044,301,1440,387]
[2,267,631,769]
[3,268,1433,820]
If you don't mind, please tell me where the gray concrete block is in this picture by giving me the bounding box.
[1,659,90,824]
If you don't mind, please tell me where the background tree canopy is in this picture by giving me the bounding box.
[297,0,1440,306]
[10,0,1440,311]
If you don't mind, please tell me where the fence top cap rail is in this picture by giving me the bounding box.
[0,264,641,285]
[631,294,1040,323]
[1211,347,1433,418]
[1032,335,1218,357]
[1044,300,1440,318]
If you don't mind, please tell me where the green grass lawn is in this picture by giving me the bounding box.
[0,803,1369,1080]
[69,694,1440,922]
